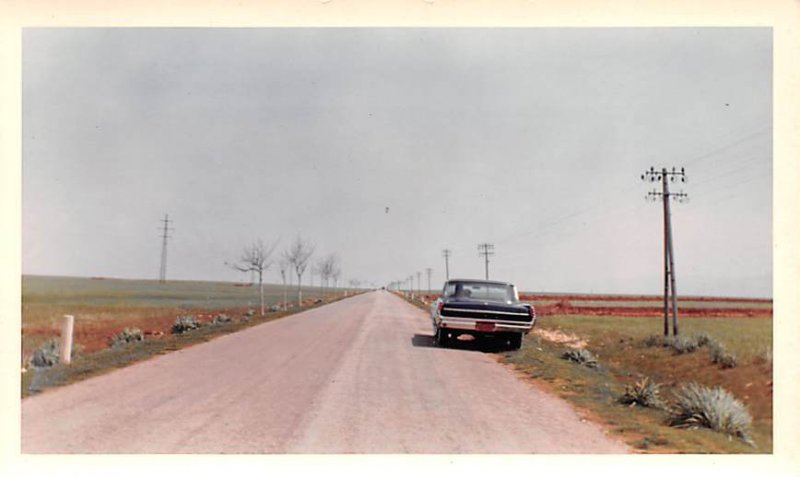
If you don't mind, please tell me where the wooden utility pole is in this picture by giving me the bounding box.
[642,167,688,336]
[477,243,494,280]
[442,249,451,280]
[425,267,432,293]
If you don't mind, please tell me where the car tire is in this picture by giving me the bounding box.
[434,327,448,348]
[509,332,523,350]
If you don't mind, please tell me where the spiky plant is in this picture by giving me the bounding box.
[30,339,61,367]
[619,377,666,409]
[709,342,737,369]
[561,348,599,368]
[669,383,753,445]
[171,315,201,334]
[110,327,144,348]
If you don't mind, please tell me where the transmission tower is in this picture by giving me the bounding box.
[158,214,174,283]
[642,167,689,336]
[477,243,494,280]
[442,249,451,280]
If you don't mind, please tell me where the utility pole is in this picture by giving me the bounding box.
[416,271,421,294]
[642,167,688,336]
[442,249,451,280]
[158,214,173,284]
[426,267,432,293]
[477,243,494,280]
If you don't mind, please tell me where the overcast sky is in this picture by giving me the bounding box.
[21,28,772,297]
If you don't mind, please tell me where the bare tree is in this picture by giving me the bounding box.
[278,256,289,310]
[316,253,339,297]
[285,236,315,306]
[228,239,277,316]
[332,267,342,295]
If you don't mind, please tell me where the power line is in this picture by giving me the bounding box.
[158,214,173,284]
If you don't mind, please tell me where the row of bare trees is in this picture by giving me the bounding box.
[228,236,346,316]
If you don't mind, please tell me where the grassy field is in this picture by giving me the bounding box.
[21,275,357,378]
[403,292,772,454]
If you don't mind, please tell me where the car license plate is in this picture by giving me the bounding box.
[476,322,495,332]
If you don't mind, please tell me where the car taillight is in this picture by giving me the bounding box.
[528,305,536,319]
[437,301,444,314]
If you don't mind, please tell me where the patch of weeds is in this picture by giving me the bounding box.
[643,333,718,355]
[561,348,599,368]
[211,314,233,326]
[643,334,667,347]
[669,383,754,445]
[669,336,699,355]
[109,328,144,348]
[695,332,716,347]
[709,342,738,369]
[634,436,670,450]
[619,377,666,409]
[171,315,201,334]
[752,347,772,367]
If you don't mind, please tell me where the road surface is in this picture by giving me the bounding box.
[22,291,628,453]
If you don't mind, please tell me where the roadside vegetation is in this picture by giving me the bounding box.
[400,291,772,453]
[505,313,772,453]
[21,276,363,397]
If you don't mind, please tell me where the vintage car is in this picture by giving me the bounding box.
[430,279,536,350]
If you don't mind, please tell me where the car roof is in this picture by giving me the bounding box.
[446,278,515,287]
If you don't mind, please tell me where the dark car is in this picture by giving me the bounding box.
[430,279,536,350]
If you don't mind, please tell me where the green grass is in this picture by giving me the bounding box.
[504,313,772,453]
[23,275,332,313]
[544,314,772,361]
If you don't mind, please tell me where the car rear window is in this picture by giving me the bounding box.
[443,282,518,303]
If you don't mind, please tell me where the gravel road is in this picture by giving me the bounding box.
[22,291,628,453]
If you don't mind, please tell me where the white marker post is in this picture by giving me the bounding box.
[60,315,74,365]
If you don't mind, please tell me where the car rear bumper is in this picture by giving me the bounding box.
[435,315,535,333]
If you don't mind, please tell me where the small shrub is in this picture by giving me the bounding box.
[110,328,144,348]
[669,383,753,445]
[644,334,716,355]
[561,348,599,368]
[171,315,200,334]
[709,342,738,369]
[30,339,61,367]
[619,377,666,409]
[669,336,699,355]
[694,332,716,348]
[644,335,666,347]
[211,314,232,326]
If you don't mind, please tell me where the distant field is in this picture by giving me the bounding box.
[417,291,772,319]
[21,275,350,362]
